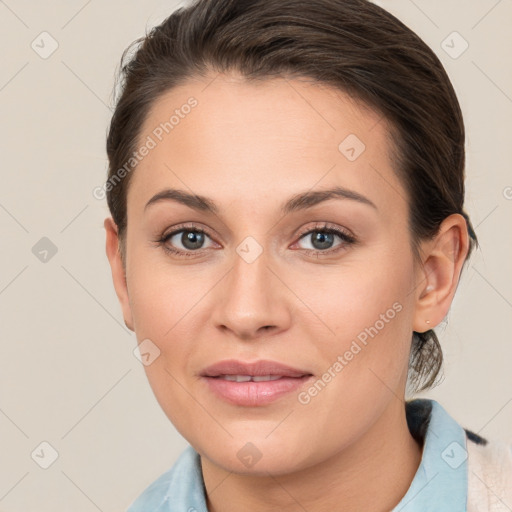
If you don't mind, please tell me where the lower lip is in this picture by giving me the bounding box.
[202,376,313,406]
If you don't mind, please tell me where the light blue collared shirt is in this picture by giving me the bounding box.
[126,399,468,511]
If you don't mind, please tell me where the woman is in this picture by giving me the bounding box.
[103,0,512,510]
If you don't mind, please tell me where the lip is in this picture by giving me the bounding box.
[200,359,313,407]
[201,359,311,378]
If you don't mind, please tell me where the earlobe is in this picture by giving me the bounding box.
[412,214,469,333]
[104,217,134,332]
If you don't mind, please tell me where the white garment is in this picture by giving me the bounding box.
[467,436,512,511]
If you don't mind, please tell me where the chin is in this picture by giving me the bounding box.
[197,436,316,476]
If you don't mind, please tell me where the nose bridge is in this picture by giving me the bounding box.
[212,236,290,337]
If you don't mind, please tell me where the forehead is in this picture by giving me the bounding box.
[128,73,405,217]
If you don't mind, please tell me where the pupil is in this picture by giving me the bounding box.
[183,231,204,250]
[313,231,333,250]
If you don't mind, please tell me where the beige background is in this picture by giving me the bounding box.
[0,0,511,510]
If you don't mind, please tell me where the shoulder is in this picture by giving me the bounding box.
[125,462,176,512]
[126,445,203,512]
[406,398,512,511]
[466,431,512,512]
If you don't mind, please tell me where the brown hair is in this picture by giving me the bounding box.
[105,0,478,393]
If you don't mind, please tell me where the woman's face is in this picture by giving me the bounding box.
[113,73,427,474]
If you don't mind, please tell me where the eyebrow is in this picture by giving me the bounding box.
[144,186,377,215]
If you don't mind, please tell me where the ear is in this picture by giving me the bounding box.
[104,217,134,331]
[412,213,470,333]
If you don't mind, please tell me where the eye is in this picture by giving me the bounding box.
[295,223,356,255]
[157,224,217,257]
[155,222,356,258]
[168,229,212,251]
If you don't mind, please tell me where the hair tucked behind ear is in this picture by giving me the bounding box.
[105,0,478,394]
[407,332,444,394]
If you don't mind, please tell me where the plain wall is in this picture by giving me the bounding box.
[0,0,511,510]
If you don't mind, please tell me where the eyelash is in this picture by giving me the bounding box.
[155,222,356,259]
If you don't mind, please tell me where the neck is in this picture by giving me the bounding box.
[201,399,423,512]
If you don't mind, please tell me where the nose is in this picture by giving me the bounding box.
[211,244,292,341]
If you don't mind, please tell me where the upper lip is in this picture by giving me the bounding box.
[201,359,312,378]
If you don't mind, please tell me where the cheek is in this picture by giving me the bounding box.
[292,254,413,340]
[126,263,201,428]
[291,251,415,389]
[125,259,199,405]
[127,248,207,337]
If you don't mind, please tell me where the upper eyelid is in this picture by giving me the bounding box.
[297,223,353,237]
[165,222,349,236]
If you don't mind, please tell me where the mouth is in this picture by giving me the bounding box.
[201,359,312,379]
[212,374,289,382]
[200,359,313,406]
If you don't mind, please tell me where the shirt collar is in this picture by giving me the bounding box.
[392,398,468,511]
[127,399,468,512]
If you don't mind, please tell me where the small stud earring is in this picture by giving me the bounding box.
[425,320,431,325]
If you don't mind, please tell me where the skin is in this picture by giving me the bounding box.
[105,72,469,512]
